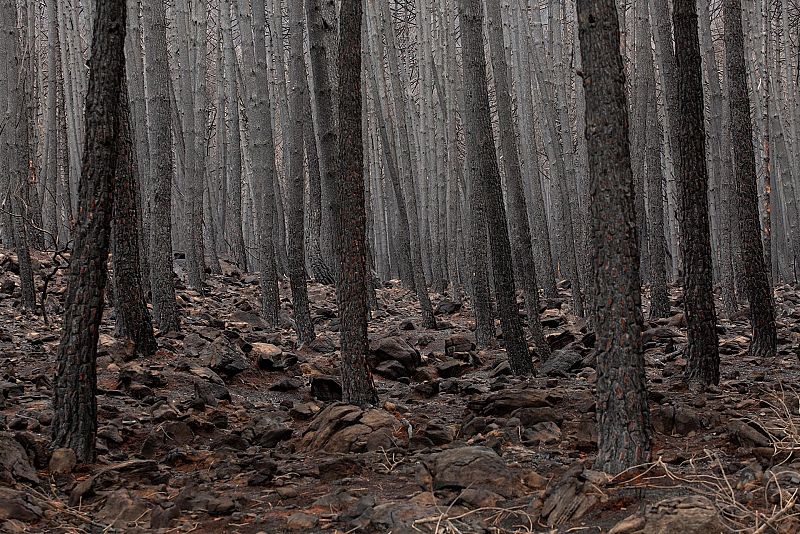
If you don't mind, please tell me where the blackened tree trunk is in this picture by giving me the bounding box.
[673,0,720,385]
[112,79,157,357]
[460,0,531,375]
[485,0,549,359]
[286,0,315,343]
[577,0,651,473]
[51,0,126,463]
[336,0,378,406]
[724,0,777,359]
[143,0,178,332]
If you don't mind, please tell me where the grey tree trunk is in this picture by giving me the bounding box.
[285,0,315,343]
[143,0,179,332]
[485,0,549,358]
[460,0,531,375]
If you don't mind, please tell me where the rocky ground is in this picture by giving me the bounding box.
[1,249,800,533]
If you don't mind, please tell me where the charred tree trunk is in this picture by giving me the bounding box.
[724,0,777,359]
[336,0,378,407]
[51,0,126,462]
[577,0,652,473]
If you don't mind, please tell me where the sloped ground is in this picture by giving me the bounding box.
[1,248,799,533]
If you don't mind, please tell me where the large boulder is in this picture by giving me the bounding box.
[368,337,421,378]
[0,434,38,485]
[301,403,406,453]
[200,337,250,377]
[467,388,551,416]
[418,446,523,498]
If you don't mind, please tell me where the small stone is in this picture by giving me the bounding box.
[287,512,318,530]
[49,448,77,475]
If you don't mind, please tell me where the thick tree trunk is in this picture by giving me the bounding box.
[336,0,378,407]
[577,0,651,474]
[51,0,126,462]
[673,0,720,386]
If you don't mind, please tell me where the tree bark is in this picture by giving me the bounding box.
[460,0,531,375]
[51,0,126,462]
[577,0,651,473]
[143,0,179,332]
[724,0,777,359]
[112,79,157,356]
[286,0,315,343]
[336,0,378,407]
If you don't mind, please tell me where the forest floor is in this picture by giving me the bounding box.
[1,249,800,533]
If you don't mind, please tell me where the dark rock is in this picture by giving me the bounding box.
[539,349,584,376]
[118,363,167,389]
[200,337,250,377]
[0,488,43,522]
[241,416,292,448]
[311,375,343,402]
[728,418,771,448]
[435,300,462,315]
[308,334,337,354]
[270,377,302,391]
[0,381,23,400]
[467,388,551,416]
[412,380,440,399]
[418,446,523,498]
[369,336,421,374]
[374,360,410,380]
[0,433,38,485]
[436,359,467,378]
[513,407,563,427]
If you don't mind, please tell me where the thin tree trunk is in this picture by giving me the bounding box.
[724,0,777,359]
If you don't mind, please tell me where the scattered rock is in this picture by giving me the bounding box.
[0,434,38,485]
[0,488,43,522]
[301,403,405,453]
[418,446,523,498]
[642,495,724,533]
[49,448,77,475]
[200,337,250,377]
[311,375,342,402]
[287,512,319,530]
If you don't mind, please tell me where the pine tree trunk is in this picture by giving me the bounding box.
[51,0,126,462]
[724,0,777,359]
[237,0,280,328]
[112,79,157,356]
[286,0,315,343]
[221,0,247,271]
[336,0,378,407]
[485,0,549,358]
[143,0,178,332]
[460,0,531,375]
[577,0,651,474]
